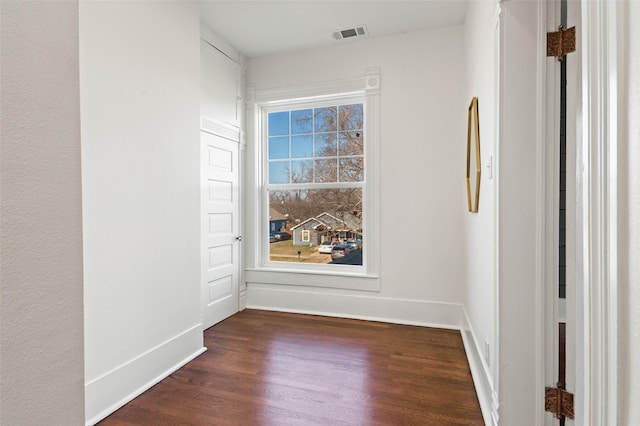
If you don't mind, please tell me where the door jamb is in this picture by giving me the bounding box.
[541,1,620,424]
[542,0,562,423]
[577,1,619,425]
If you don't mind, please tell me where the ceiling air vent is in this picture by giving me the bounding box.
[332,25,368,41]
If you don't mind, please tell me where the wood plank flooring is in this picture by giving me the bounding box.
[99,310,484,425]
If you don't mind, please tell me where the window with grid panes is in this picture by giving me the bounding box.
[265,98,365,267]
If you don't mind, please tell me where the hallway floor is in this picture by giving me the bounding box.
[99,309,483,425]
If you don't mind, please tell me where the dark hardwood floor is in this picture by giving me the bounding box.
[99,310,484,425]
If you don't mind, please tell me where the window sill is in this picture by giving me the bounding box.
[245,267,381,292]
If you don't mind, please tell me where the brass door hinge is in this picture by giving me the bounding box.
[545,384,574,419]
[547,25,576,61]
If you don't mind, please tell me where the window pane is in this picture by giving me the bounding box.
[314,107,337,132]
[268,136,289,160]
[268,111,289,136]
[338,104,363,131]
[291,135,313,158]
[291,109,313,134]
[338,131,364,156]
[315,133,337,157]
[339,157,364,182]
[314,158,337,183]
[268,188,363,265]
[269,161,289,184]
[291,160,313,183]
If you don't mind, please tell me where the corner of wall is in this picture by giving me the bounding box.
[461,307,498,426]
[461,0,500,423]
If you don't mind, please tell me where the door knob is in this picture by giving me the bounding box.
[235,236,243,241]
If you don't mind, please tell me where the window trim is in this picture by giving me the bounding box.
[246,70,381,291]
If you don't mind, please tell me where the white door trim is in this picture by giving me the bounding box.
[577,1,619,425]
[496,1,548,424]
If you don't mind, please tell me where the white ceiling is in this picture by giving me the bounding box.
[199,1,469,58]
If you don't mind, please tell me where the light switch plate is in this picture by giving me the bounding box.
[486,155,493,179]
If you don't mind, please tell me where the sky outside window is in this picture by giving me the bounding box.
[292,135,313,158]
[269,161,289,184]
[267,104,363,185]
[268,111,289,136]
[269,136,289,159]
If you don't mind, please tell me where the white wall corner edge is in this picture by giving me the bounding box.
[239,285,248,311]
[460,307,498,426]
[84,324,206,426]
[246,284,464,330]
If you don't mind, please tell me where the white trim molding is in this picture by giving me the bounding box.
[461,308,498,426]
[246,268,380,292]
[239,286,248,310]
[252,75,370,105]
[246,284,463,330]
[84,324,206,425]
[496,0,548,424]
[200,117,240,142]
[577,1,619,425]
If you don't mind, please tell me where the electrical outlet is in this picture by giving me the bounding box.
[484,341,490,367]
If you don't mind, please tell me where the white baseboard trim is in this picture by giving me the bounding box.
[460,308,498,426]
[85,324,206,426]
[239,285,248,311]
[246,284,464,329]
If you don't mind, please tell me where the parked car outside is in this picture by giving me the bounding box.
[318,241,335,254]
[330,244,353,260]
[273,231,291,241]
[330,248,362,265]
[345,240,358,249]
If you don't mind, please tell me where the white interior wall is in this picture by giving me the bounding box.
[618,0,640,423]
[246,27,466,327]
[0,2,85,424]
[80,2,204,423]
[462,0,499,422]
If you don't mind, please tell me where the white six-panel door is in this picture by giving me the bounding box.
[201,130,239,329]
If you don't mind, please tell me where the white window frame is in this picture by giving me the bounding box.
[301,229,311,243]
[263,95,364,273]
[245,70,381,291]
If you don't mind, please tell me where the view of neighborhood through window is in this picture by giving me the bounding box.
[267,102,364,266]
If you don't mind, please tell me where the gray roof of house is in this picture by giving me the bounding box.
[291,211,361,232]
[269,207,287,221]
